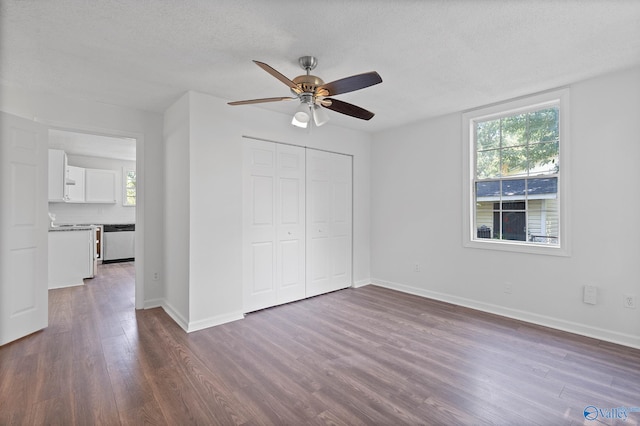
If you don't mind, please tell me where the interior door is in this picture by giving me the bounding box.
[243,141,277,312]
[306,150,352,297]
[0,112,48,345]
[275,144,306,305]
[243,140,306,312]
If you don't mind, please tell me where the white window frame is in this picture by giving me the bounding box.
[123,167,136,207]
[462,88,571,256]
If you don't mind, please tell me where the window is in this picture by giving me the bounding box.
[463,89,570,255]
[123,168,136,206]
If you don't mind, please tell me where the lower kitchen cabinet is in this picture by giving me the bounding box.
[48,228,95,289]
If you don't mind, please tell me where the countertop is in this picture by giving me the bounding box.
[49,225,97,232]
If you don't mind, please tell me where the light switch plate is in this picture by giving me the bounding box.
[583,285,597,305]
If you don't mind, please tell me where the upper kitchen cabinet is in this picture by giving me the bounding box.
[66,165,85,203]
[48,148,71,202]
[85,168,117,203]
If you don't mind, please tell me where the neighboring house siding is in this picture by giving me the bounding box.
[544,198,559,238]
[476,198,558,240]
[477,204,493,237]
[528,200,543,236]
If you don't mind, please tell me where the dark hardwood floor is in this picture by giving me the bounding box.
[1,262,639,425]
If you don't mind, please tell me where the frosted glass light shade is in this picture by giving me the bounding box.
[292,103,310,128]
[313,106,329,126]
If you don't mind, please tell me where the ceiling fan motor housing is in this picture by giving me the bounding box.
[292,74,325,95]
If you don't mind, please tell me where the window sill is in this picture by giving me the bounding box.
[464,238,570,257]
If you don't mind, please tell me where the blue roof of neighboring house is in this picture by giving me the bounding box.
[476,177,557,198]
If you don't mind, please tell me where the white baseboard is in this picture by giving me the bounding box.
[48,281,84,290]
[159,300,189,332]
[143,298,163,309]
[371,278,640,350]
[186,311,245,333]
[142,298,244,333]
[352,279,371,288]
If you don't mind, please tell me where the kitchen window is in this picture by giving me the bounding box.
[462,89,570,256]
[123,168,136,206]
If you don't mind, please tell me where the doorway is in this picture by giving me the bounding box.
[47,128,140,304]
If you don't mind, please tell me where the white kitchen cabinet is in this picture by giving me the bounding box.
[48,228,95,289]
[65,165,85,203]
[85,168,117,203]
[48,148,68,202]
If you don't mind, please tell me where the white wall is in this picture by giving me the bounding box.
[0,85,165,307]
[164,91,372,331]
[371,67,640,348]
[162,93,191,323]
[48,154,136,225]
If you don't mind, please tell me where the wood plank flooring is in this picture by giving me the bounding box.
[1,262,639,425]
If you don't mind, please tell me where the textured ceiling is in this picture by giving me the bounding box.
[2,0,640,133]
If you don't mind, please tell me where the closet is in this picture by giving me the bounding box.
[242,139,352,312]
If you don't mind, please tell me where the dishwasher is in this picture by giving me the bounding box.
[103,224,135,263]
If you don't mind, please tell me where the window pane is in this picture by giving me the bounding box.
[528,218,559,244]
[502,179,525,197]
[124,170,136,206]
[501,201,525,211]
[527,177,557,197]
[528,141,558,174]
[500,146,527,176]
[500,211,526,241]
[501,113,527,147]
[528,108,558,143]
[475,201,494,238]
[476,149,500,179]
[476,181,500,198]
[477,119,500,151]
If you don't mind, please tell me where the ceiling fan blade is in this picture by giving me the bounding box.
[228,97,296,106]
[323,98,375,120]
[253,60,302,94]
[318,71,382,96]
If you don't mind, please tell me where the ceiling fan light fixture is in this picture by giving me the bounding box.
[292,103,310,128]
[229,56,382,127]
[313,105,330,126]
[291,115,309,128]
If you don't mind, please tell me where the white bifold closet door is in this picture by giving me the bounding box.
[243,139,352,313]
[305,149,353,297]
[243,140,306,312]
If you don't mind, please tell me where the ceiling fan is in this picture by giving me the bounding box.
[228,56,382,128]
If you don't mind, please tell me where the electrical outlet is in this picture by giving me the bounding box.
[623,294,636,309]
[414,263,420,272]
[504,282,513,294]
[153,272,159,281]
